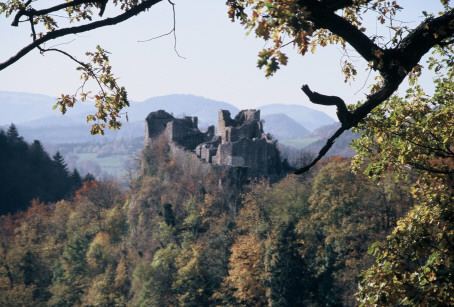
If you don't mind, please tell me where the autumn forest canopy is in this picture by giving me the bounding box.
[1,0,454,306]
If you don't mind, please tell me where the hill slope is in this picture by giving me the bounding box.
[258,103,335,131]
[262,113,309,140]
[303,123,358,157]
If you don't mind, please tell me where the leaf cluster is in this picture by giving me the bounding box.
[352,65,454,182]
[54,45,130,135]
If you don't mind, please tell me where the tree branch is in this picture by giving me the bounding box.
[295,7,454,174]
[408,162,454,175]
[138,0,185,59]
[301,84,352,126]
[11,0,96,26]
[351,10,454,122]
[303,0,383,64]
[320,0,372,12]
[0,0,163,71]
[294,126,346,174]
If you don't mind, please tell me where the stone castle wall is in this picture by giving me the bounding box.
[145,109,282,177]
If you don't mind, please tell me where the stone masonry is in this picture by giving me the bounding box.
[145,109,282,177]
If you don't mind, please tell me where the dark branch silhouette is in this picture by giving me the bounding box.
[11,0,101,26]
[301,85,352,127]
[138,0,185,59]
[98,0,108,17]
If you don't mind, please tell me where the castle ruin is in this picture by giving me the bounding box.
[145,109,283,177]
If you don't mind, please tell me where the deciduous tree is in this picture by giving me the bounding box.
[227,0,454,172]
[354,58,454,306]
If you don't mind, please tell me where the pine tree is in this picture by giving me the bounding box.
[53,151,69,176]
[6,124,20,141]
[69,169,83,194]
[267,222,309,307]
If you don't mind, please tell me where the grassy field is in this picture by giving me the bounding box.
[279,137,320,149]
[75,153,133,177]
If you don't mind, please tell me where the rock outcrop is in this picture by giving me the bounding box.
[145,109,283,177]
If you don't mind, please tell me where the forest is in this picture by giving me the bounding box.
[0,124,90,215]
[1,0,454,306]
[1,73,453,305]
[0,132,411,306]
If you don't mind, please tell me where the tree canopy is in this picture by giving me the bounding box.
[352,51,454,306]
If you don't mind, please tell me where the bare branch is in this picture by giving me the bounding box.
[294,126,346,174]
[40,46,107,97]
[138,0,185,59]
[296,9,454,174]
[1,0,163,71]
[10,0,32,26]
[138,29,174,42]
[303,0,384,64]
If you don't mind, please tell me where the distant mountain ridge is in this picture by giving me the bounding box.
[0,91,336,143]
[0,91,348,178]
[0,91,95,126]
[127,94,239,128]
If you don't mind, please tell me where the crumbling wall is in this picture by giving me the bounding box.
[214,138,281,176]
[145,110,174,142]
[145,110,213,150]
[218,109,263,143]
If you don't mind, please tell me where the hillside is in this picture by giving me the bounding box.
[262,113,309,140]
[0,139,414,306]
[303,123,358,157]
[258,103,336,131]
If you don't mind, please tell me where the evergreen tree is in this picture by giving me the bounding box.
[0,128,85,215]
[6,124,28,156]
[69,169,83,194]
[53,151,69,176]
[6,124,20,141]
[83,173,96,182]
[267,222,309,307]
[29,140,48,163]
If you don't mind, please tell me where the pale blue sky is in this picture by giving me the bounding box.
[0,0,444,120]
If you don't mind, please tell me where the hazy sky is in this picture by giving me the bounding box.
[0,0,444,119]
